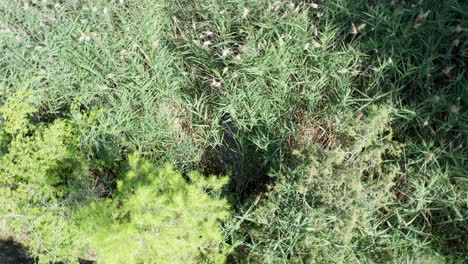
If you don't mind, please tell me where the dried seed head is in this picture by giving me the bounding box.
[351,24,358,35]
[351,69,361,76]
[243,8,250,18]
[450,105,460,114]
[78,33,91,42]
[416,10,431,22]
[442,65,454,76]
[211,79,221,88]
[222,48,231,57]
[312,40,321,48]
[357,23,367,31]
[202,40,212,48]
[193,39,201,47]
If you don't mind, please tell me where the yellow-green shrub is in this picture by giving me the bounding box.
[80,153,230,264]
[0,89,86,263]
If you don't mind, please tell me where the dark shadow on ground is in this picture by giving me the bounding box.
[0,239,34,264]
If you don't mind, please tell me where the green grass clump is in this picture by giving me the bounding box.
[225,107,405,263]
[168,0,363,191]
[0,0,204,169]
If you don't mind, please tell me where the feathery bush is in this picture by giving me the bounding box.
[80,153,230,264]
[0,88,87,263]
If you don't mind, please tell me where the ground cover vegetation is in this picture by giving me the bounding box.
[0,0,466,263]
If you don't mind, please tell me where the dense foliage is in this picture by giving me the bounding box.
[80,154,229,264]
[0,0,466,263]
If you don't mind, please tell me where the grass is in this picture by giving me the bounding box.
[0,0,466,263]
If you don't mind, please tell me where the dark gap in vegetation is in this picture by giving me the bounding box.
[0,239,34,264]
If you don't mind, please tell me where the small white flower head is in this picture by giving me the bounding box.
[204,31,214,36]
[222,67,229,75]
[388,57,394,65]
[78,33,91,42]
[351,24,358,34]
[222,48,231,57]
[311,40,321,48]
[416,10,430,22]
[211,79,221,89]
[279,35,286,46]
[103,7,109,15]
[423,119,429,126]
[310,3,319,9]
[242,7,250,18]
[304,43,310,51]
[351,23,366,35]
[357,23,367,31]
[455,25,463,33]
[153,40,160,48]
[450,105,460,114]
[0,28,12,34]
[427,153,434,160]
[453,39,460,47]
[351,69,361,76]
[193,39,201,47]
[202,40,212,48]
[442,65,454,76]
